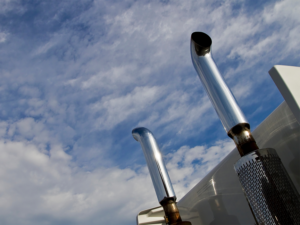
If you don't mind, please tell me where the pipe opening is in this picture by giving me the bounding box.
[191,32,212,56]
[191,32,212,47]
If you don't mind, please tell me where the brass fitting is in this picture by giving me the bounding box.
[227,123,259,156]
[160,198,192,225]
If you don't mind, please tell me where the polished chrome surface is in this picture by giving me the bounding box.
[176,102,300,225]
[234,148,300,224]
[132,127,176,203]
[190,32,248,133]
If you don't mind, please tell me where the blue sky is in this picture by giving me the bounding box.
[0,0,299,224]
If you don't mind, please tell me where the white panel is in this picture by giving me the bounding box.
[269,65,300,124]
[137,206,166,225]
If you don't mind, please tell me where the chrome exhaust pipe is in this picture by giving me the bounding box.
[190,32,300,225]
[190,32,258,156]
[132,127,191,225]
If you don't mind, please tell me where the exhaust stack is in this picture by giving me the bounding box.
[132,127,191,225]
[190,32,258,156]
[190,32,300,225]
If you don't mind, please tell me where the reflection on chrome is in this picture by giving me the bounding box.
[211,179,217,196]
[132,127,176,203]
[190,32,248,133]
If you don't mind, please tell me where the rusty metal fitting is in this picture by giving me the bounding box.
[160,198,192,225]
[227,123,259,156]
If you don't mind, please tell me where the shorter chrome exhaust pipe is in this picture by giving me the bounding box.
[132,127,191,225]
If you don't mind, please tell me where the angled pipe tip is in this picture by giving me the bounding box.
[191,32,212,56]
[132,127,152,142]
[132,127,176,203]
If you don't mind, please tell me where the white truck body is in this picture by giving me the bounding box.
[137,65,300,225]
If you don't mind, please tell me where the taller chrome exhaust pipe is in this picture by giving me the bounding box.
[190,32,258,156]
[191,32,300,225]
[190,32,247,133]
[132,127,191,225]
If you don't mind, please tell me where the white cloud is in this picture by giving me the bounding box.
[0,132,235,224]
[0,31,8,43]
[0,0,24,14]
[92,85,164,130]
[136,92,214,137]
[0,138,156,224]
